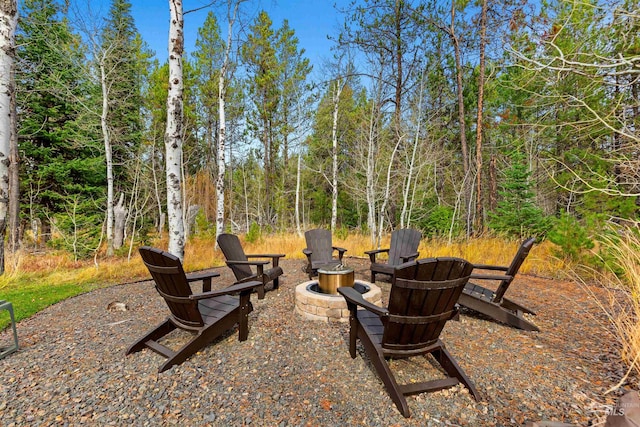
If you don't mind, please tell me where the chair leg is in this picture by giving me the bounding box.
[370,271,376,283]
[0,301,18,359]
[431,345,479,400]
[458,293,540,332]
[359,334,411,418]
[237,294,253,342]
[256,283,266,300]
[126,319,176,355]
[348,310,358,359]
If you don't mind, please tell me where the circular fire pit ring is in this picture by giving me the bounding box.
[295,279,382,322]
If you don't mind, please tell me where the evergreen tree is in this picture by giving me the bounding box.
[488,150,550,238]
[16,0,105,253]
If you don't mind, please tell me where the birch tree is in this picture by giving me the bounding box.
[166,0,185,260]
[0,0,16,273]
[216,0,241,246]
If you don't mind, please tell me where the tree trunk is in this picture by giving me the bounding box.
[166,0,185,261]
[400,70,425,228]
[215,0,239,248]
[100,60,115,256]
[377,138,402,245]
[113,193,127,249]
[295,152,302,236]
[366,102,378,246]
[330,80,342,233]
[474,0,488,234]
[449,0,472,236]
[7,27,17,253]
[489,154,497,211]
[0,0,17,274]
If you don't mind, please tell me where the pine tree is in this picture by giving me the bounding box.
[488,150,550,238]
[16,0,105,254]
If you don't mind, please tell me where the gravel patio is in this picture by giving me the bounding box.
[0,256,629,426]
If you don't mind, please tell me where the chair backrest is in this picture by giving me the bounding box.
[387,229,422,266]
[217,233,253,280]
[382,257,473,352]
[493,237,535,302]
[139,246,204,327]
[304,229,334,263]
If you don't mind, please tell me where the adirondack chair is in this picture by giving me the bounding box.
[338,257,479,418]
[457,237,539,331]
[127,246,262,373]
[365,228,422,282]
[303,229,347,279]
[217,233,285,299]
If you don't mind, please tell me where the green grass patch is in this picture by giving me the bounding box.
[0,275,98,329]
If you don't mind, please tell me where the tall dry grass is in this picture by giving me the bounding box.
[580,232,640,392]
[193,232,562,278]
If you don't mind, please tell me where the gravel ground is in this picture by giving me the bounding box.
[0,257,632,426]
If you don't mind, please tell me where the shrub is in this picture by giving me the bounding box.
[245,221,261,243]
[547,212,594,263]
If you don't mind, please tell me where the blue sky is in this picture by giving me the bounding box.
[130,1,349,75]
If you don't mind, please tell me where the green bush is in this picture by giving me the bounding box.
[547,212,594,262]
[488,150,551,238]
[246,221,261,243]
[422,205,458,238]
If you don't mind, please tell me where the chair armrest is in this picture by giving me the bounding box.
[246,253,286,267]
[333,246,347,262]
[189,281,262,300]
[186,271,220,282]
[303,248,312,256]
[400,252,419,263]
[186,271,220,292]
[473,263,509,271]
[338,287,388,317]
[364,248,388,263]
[470,273,513,282]
[225,260,269,266]
[246,253,286,259]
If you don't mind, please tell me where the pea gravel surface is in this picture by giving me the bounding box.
[0,257,631,426]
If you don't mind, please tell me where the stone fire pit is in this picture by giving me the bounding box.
[295,279,382,322]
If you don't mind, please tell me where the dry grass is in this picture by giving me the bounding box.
[0,232,564,329]
[580,232,640,391]
[188,232,563,278]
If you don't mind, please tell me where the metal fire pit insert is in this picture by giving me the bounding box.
[317,265,354,295]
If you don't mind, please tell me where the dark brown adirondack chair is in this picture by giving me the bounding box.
[217,233,285,299]
[303,229,347,279]
[127,246,262,373]
[338,257,479,418]
[366,228,422,282]
[457,237,539,331]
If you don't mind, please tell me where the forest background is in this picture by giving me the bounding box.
[0,0,638,385]
[8,0,639,267]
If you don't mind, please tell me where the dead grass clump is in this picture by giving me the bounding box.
[591,232,640,391]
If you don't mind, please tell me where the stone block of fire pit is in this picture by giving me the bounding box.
[295,280,382,322]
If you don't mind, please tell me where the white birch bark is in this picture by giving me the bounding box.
[366,102,377,246]
[0,0,17,274]
[113,193,127,249]
[377,137,402,245]
[215,1,239,247]
[166,0,185,260]
[295,152,302,236]
[99,59,115,256]
[330,79,343,233]
[400,71,425,228]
